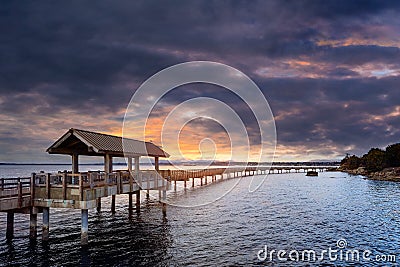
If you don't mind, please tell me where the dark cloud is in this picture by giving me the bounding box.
[316,45,400,66]
[0,0,400,161]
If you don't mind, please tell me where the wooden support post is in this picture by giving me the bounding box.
[134,156,141,190]
[146,189,149,199]
[192,178,195,187]
[128,192,133,212]
[79,174,84,201]
[6,212,14,239]
[81,209,89,246]
[134,157,140,174]
[111,195,116,213]
[42,207,49,241]
[200,177,203,186]
[161,175,165,192]
[136,191,140,212]
[117,172,121,194]
[184,179,187,188]
[174,180,177,191]
[155,157,159,171]
[104,154,113,174]
[162,190,167,217]
[29,207,37,239]
[62,172,67,200]
[72,154,79,174]
[30,173,36,205]
[96,198,101,213]
[127,157,132,173]
[46,173,51,199]
[17,179,22,208]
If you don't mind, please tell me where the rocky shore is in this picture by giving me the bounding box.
[340,166,400,181]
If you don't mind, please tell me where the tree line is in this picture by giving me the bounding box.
[341,143,400,172]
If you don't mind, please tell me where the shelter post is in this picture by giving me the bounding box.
[72,153,79,173]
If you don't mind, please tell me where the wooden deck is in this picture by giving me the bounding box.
[0,170,169,211]
[0,166,331,211]
[0,166,331,244]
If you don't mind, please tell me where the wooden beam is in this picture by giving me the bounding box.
[155,157,159,171]
[128,157,132,172]
[134,156,140,174]
[72,154,79,173]
[104,154,113,173]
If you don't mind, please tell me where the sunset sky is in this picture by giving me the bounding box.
[1,1,400,163]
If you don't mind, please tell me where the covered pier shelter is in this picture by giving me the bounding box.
[41,128,169,244]
[47,128,169,173]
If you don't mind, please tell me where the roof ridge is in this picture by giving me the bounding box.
[48,129,169,157]
[71,128,146,143]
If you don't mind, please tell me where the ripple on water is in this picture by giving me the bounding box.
[0,172,400,266]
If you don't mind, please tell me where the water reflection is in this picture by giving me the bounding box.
[0,172,400,266]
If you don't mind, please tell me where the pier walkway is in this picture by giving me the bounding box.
[0,166,329,244]
[0,129,332,246]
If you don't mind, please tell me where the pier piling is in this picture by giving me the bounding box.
[81,209,88,246]
[161,190,167,217]
[6,212,14,239]
[111,195,116,213]
[96,198,101,213]
[136,191,140,212]
[128,192,133,212]
[29,207,38,239]
[42,207,49,241]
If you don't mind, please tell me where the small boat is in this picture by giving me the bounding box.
[306,171,318,176]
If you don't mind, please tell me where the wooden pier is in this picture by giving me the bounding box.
[0,128,332,245]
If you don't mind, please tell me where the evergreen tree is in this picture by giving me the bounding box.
[385,143,400,167]
[362,148,386,172]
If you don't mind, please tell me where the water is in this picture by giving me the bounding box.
[1,166,399,266]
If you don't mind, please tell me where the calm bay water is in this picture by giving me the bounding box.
[0,166,399,266]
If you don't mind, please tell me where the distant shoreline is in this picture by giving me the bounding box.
[341,167,400,182]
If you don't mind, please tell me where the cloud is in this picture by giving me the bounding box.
[0,1,400,162]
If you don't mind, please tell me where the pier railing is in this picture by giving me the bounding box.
[0,177,32,210]
[30,171,166,202]
[0,166,332,211]
[0,177,31,199]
